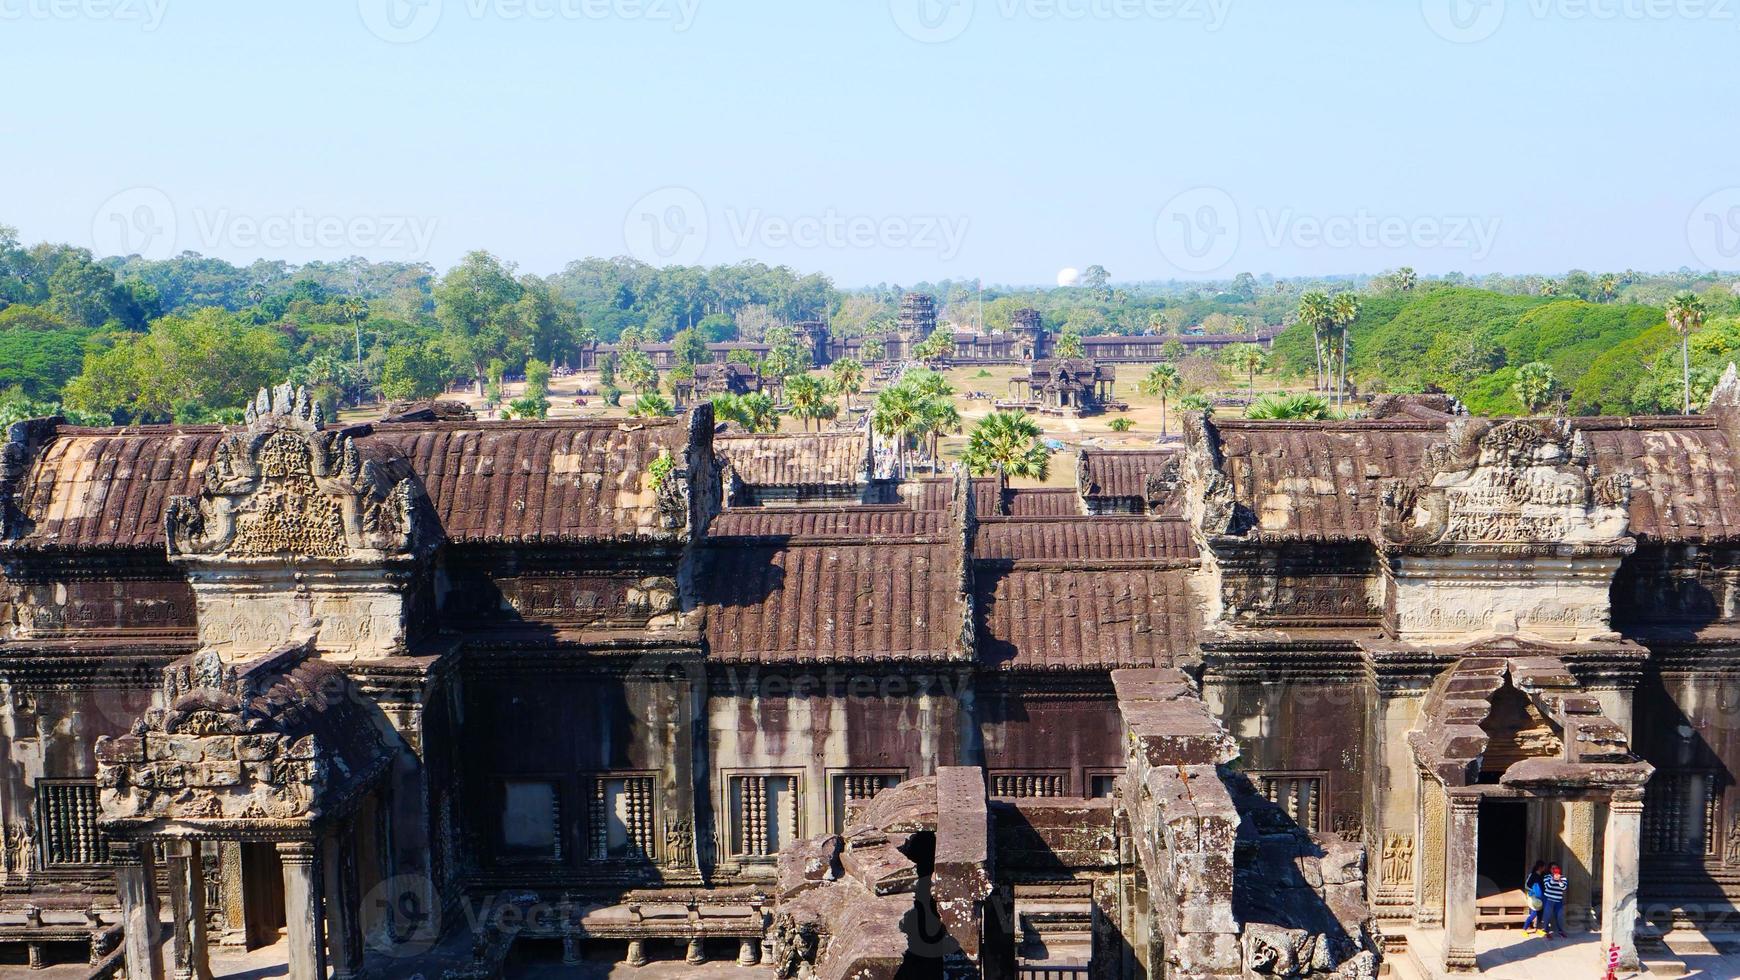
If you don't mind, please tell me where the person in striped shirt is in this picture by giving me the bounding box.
[1540,863,1569,938]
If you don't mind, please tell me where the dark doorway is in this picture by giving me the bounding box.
[241,842,287,949]
[1477,798,1529,897]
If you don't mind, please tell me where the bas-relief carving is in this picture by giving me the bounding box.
[165,384,436,660]
[1381,834,1414,886]
[1380,419,1634,644]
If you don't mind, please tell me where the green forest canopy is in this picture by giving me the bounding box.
[1,221,1735,423]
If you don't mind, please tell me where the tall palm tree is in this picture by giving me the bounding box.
[1330,293,1360,408]
[830,358,863,411]
[785,374,831,431]
[914,397,962,470]
[1140,363,1184,435]
[1295,291,1335,393]
[1221,343,1267,401]
[1596,273,1620,303]
[1511,362,1557,415]
[961,411,1050,479]
[871,384,923,477]
[1667,292,1709,415]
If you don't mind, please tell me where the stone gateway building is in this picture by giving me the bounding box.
[5,379,1740,978]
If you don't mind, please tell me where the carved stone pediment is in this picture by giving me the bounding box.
[1379,418,1632,550]
[166,384,433,564]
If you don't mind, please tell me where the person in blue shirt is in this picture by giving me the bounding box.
[1522,861,1547,936]
[1539,863,1569,938]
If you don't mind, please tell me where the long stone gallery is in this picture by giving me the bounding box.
[3,378,1739,979]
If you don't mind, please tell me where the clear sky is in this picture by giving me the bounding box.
[3,0,1735,285]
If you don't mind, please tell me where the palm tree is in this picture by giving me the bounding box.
[1054,328,1086,359]
[630,391,673,418]
[1667,292,1709,415]
[1393,267,1418,292]
[914,396,962,471]
[1597,273,1620,303]
[784,374,832,431]
[1246,392,1333,420]
[1296,291,1335,393]
[1221,343,1267,400]
[830,358,863,411]
[711,392,779,433]
[871,384,924,477]
[961,411,1050,479]
[1330,293,1359,408]
[1511,362,1558,415]
[1139,363,1184,435]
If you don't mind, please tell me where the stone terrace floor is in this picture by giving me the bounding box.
[1395,926,1740,979]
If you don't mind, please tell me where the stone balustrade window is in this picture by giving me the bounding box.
[587,774,657,862]
[37,780,106,867]
[1259,773,1325,832]
[728,774,800,859]
[1644,770,1719,857]
[829,771,901,833]
[989,770,1071,799]
[499,779,561,861]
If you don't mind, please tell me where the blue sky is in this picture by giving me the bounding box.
[3,0,1735,285]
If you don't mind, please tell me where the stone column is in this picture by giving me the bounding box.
[277,840,326,980]
[1414,778,1447,927]
[323,832,364,980]
[166,841,212,980]
[113,840,165,980]
[1443,794,1480,973]
[1561,799,1600,930]
[1602,795,1644,972]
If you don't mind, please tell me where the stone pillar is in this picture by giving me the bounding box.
[217,843,248,947]
[277,840,326,980]
[1561,799,1600,930]
[166,841,212,980]
[738,937,760,965]
[686,937,705,964]
[1414,778,1447,927]
[323,833,364,980]
[626,939,648,967]
[114,840,165,980]
[1443,794,1480,973]
[1602,795,1644,972]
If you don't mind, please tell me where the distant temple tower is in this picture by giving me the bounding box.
[1012,307,1046,360]
[898,293,937,340]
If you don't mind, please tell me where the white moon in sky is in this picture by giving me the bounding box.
[1056,267,1081,287]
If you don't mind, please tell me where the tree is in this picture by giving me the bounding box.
[1391,267,1418,292]
[871,383,924,477]
[617,349,659,395]
[1140,363,1184,435]
[504,392,550,419]
[1330,292,1360,407]
[379,344,450,401]
[1054,327,1086,359]
[1082,265,1111,297]
[434,251,526,394]
[1220,343,1267,398]
[1161,338,1186,362]
[1296,291,1336,393]
[1667,292,1708,415]
[913,394,961,470]
[1246,392,1333,420]
[671,327,709,369]
[1597,273,1620,303]
[1511,361,1559,415]
[630,391,674,418]
[861,336,887,364]
[785,374,836,431]
[62,308,290,423]
[524,357,552,398]
[961,412,1050,479]
[762,325,812,379]
[712,392,778,433]
[913,324,954,362]
[830,358,863,411]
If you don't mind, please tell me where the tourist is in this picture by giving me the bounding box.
[1522,861,1547,936]
[1540,863,1569,938]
